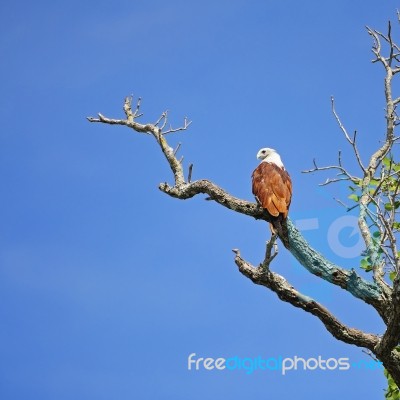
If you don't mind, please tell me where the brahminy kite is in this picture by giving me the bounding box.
[252,148,292,248]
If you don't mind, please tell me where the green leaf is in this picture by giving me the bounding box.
[385,203,393,211]
[370,178,380,186]
[385,373,400,399]
[383,157,392,168]
[384,368,400,399]
[389,271,397,282]
[360,258,373,272]
[373,231,381,238]
[360,259,368,268]
[348,193,359,202]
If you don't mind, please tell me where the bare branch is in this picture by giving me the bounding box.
[302,161,359,185]
[163,116,192,134]
[388,21,395,68]
[188,163,193,183]
[331,96,353,144]
[88,97,187,186]
[86,112,152,133]
[123,96,143,121]
[352,130,367,172]
[233,251,380,350]
[375,282,400,357]
[334,197,351,210]
[330,97,366,173]
[173,142,182,156]
[154,110,168,127]
[133,96,143,118]
[319,177,353,186]
[261,234,278,270]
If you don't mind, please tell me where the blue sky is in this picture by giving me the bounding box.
[1,1,398,398]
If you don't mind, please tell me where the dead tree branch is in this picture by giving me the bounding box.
[232,250,379,350]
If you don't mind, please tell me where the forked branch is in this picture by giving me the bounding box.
[232,250,379,350]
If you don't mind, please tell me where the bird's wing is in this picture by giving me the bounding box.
[252,163,292,218]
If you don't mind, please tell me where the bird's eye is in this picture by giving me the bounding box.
[262,150,266,154]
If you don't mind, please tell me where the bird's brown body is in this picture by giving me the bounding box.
[252,162,292,218]
[252,150,292,248]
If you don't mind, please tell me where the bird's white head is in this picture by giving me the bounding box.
[256,147,284,168]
